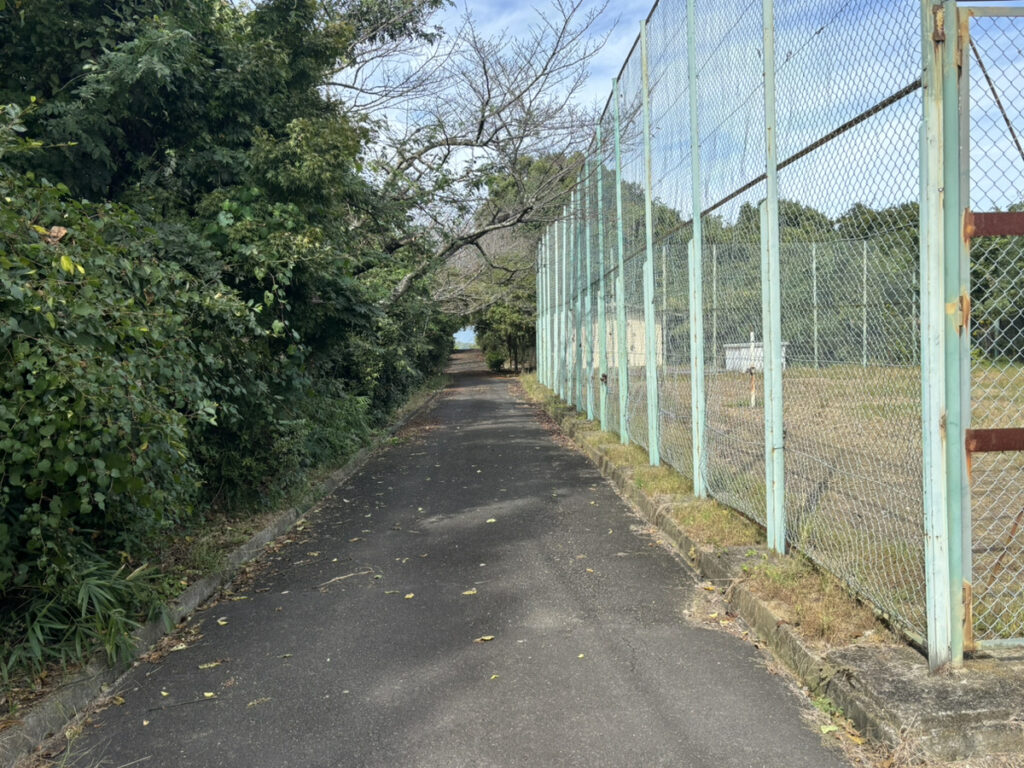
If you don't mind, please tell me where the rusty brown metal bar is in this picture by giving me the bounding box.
[965,427,1024,453]
[964,210,1024,238]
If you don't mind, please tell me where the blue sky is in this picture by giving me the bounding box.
[432,0,1023,225]
[454,326,476,345]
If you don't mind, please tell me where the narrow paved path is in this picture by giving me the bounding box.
[67,351,850,767]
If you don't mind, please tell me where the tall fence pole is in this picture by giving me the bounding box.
[955,0,973,633]
[640,20,661,466]
[761,0,785,553]
[540,240,548,385]
[613,77,630,445]
[597,128,609,430]
[547,230,555,387]
[574,182,584,409]
[569,188,577,406]
[687,0,706,497]
[585,160,596,421]
[920,0,953,671]
[550,228,557,389]
[560,205,568,401]
[941,0,968,665]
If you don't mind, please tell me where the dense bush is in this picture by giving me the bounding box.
[0,127,223,673]
[0,0,458,683]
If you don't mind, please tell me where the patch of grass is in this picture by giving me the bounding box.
[671,499,763,548]
[580,429,619,447]
[155,509,275,592]
[601,442,651,470]
[744,552,889,648]
[634,465,692,496]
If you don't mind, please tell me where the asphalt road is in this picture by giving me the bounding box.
[63,350,851,768]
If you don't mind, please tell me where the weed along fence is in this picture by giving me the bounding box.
[534,0,1024,671]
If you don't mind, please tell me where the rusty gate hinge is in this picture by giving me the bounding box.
[957,292,970,336]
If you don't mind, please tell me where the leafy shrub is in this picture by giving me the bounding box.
[0,121,227,674]
[485,349,506,372]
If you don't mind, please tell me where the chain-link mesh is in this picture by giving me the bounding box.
[619,47,649,452]
[967,14,1024,643]
[537,2,1024,647]
[696,0,769,526]
[648,0,693,483]
[770,0,927,638]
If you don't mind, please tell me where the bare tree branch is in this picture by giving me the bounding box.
[335,0,610,308]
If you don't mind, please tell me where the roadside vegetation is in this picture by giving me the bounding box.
[0,0,610,691]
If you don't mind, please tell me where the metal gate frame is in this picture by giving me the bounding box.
[959,4,1024,653]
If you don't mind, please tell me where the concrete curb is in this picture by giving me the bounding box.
[534,399,1024,763]
[1,385,448,768]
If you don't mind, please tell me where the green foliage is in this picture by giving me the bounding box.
[484,349,506,372]
[0,0,459,686]
[477,299,535,373]
[0,161,210,580]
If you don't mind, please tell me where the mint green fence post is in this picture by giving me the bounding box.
[920,0,953,671]
[577,182,585,409]
[940,0,967,667]
[640,20,660,467]
[686,0,706,497]
[584,160,595,421]
[559,205,568,401]
[545,232,552,386]
[761,0,785,553]
[613,77,630,446]
[564,202,572,403]
[596,130,609,430]
[537,242,543,385]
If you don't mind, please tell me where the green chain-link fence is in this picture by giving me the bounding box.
[535,1,1024,668]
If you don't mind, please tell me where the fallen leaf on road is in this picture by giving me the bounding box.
[170,643,188,652]
[404,593,415,599]
[461,588,478,595]
[577,654,585,659]
[474,635,495,643]
[160,691,169,697]
[820,725,838,734]
[203,692,216,699]
[486,518,496,524]
[248,698,271,708]
[142,720,150,727]
[490,675,499,680]
[198,661,221,670]
[349,537,363,543]
[216,617,228,626]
